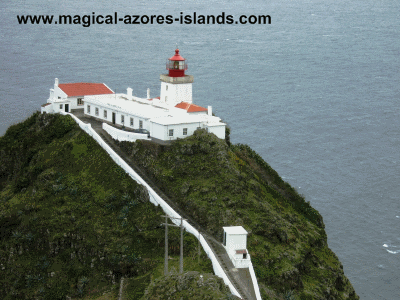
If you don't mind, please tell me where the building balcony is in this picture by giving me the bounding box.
[160,74,194,84]
[228,252,251,269]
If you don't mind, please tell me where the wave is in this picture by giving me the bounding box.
[383,243,400,254]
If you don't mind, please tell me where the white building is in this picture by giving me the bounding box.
[41,80,114,114]
[223,226,251,268]
[41,49,226,142]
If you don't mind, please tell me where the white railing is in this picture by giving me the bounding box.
[61,112,262,299]
[249,261,262,300]
[230,254,251,269]
[102,123,150,142]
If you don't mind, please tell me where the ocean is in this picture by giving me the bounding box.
[1,0,399,298]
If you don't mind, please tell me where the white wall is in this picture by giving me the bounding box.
[150,122,202,141]
[151,123,167,140]
[84,101,148,130]
[67,96,85,110]
[231,254,251,268]
[103,123,149,142]
[207,124,226,139]
[48,102,70,113]
[41,104,53,114]
[167,122,201,140]
[86,103,119,124]
[225,233,251,268]
[53,86,68,101]
[160,81,192,106]
[226,234,247,254]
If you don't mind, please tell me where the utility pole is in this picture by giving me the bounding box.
[162,215,187,275]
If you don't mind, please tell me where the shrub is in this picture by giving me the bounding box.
[13,176,30,192]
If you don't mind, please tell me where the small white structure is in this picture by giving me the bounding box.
[223,226,251,268]
[41,49,226,142]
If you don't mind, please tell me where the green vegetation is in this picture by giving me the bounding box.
[0,112,359,299]
[115,129,360,299]
[0,112,213,299]
[140,271,241,300]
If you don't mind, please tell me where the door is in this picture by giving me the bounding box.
[112,112,116,124]
[65,104,69,112]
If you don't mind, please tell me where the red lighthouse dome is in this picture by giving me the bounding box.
[166,49,188,77]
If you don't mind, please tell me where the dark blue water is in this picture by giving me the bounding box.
[1,1,399,298]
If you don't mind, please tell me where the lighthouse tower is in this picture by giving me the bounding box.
[160,49,194,106]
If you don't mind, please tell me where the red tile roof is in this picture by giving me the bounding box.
[58,83,114,97]
[175,102,208,113]
[236,249,247,254]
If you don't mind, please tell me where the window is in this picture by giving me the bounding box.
[166,85,168,91]
[169,129,174,137]
[165,96,168,102]
[60,104,63,109]
[95,107,99,116]
[243,253,247,259]
[139,120,143,129]
[183,128,188,135]
[87,105,90,114]
[121,115,124,124]
[77,98,84,105]
[58,96,61,99]
[104,110,107,118]
[130,118,133,126]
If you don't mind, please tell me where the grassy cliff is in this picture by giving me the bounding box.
[115,128,360,299]
[0,113,214,299]
[0,112,359,299]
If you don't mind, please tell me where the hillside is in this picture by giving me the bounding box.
[140,271,241,300]
[0,112,360,299]
[115,128,360,299]
[0,112,214,299]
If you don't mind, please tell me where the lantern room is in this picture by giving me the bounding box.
[166,49,188,77]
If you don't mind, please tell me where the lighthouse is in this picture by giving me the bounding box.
[42,49,226,141]
[160,49,194,106]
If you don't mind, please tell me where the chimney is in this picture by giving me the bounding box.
[49,89,54,101]
[208,105,212,116]
[147,88,150,99]
[54,78,59,88]
[127,87,133,100]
